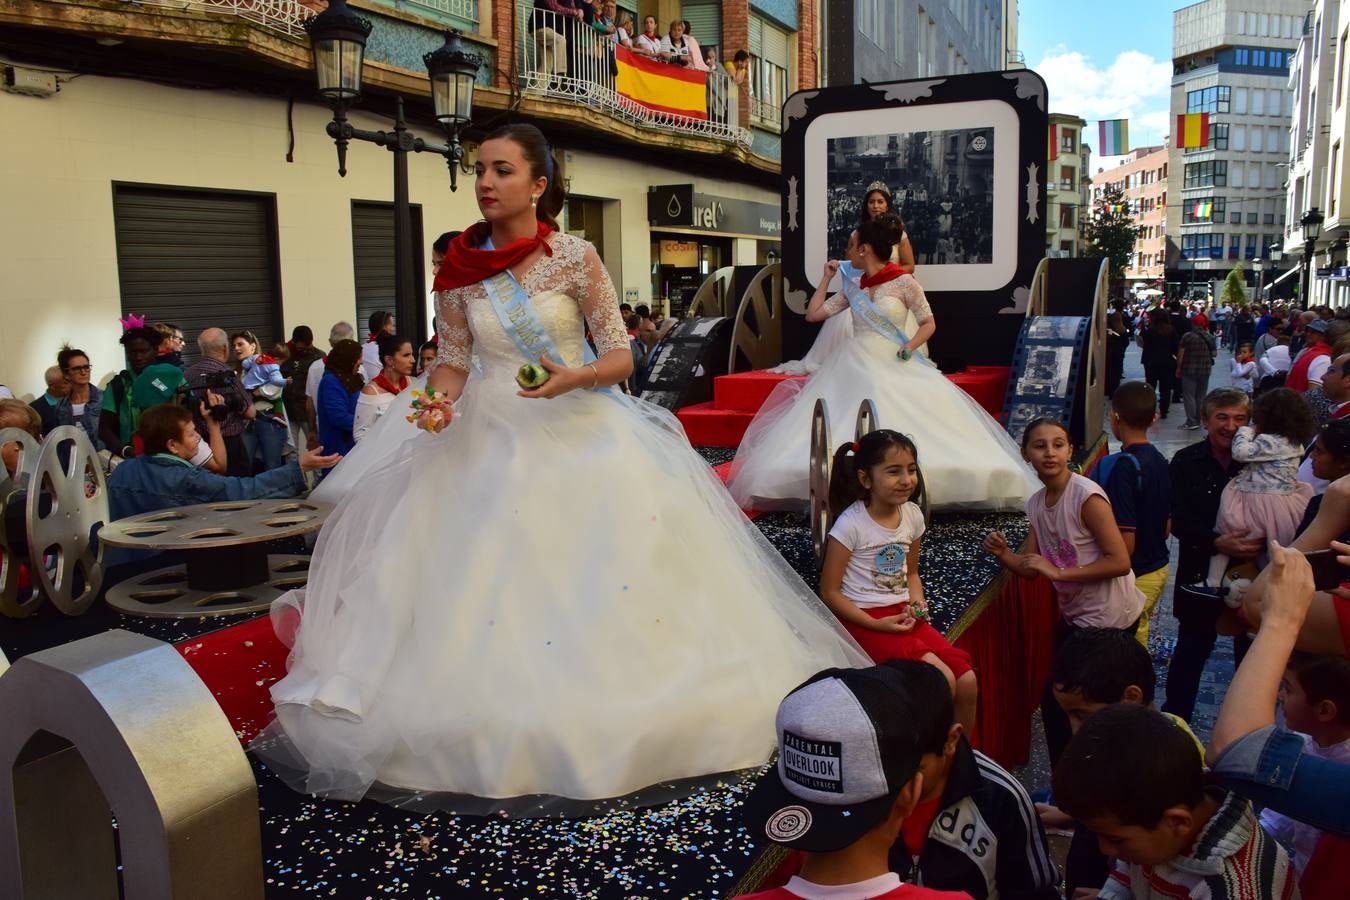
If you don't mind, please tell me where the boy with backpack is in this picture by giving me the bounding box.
[1096,381,1172,646]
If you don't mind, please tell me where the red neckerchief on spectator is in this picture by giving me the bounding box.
[434,221,554,292]
[372,372,408,394]
[256,354,278,365]
[367,333,379,343]
[860,262,903,289]
[899,796,942,858]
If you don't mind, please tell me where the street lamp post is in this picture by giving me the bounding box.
[1253,258,1263,300]
[1268,245,1283,299]
[305,0,480,338]
[1301,208,1325,307]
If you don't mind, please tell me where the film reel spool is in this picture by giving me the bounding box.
[854,398,878,442]
[0,427,42,618]
[24,426,108,617]
[808,398,832,566]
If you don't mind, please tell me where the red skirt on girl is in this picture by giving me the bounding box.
[841,604,973,678]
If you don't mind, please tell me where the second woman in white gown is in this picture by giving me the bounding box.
[254,124,869,814]
[727,216,1037,512]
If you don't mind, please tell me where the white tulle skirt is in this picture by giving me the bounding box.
[255,370,869,814]
[727,325,1038,512]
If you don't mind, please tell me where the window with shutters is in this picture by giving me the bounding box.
[351,201,425,340]
[681,0,722,55]
[111,184,282,364]
[748,14,792,132]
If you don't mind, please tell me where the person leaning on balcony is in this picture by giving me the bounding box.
[633,15,664,60]
[681,20,708,71]
[585,0,615,37]
[532,0,582,80]
[660,20,694,67]
[728,49,753,98]
[614,10,634,48]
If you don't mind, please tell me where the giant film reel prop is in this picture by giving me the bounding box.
[0,428,41,618]
[24,426,108,616]
[99,499,331,618]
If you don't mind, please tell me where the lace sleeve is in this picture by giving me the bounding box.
[822,292,849,316]
[573,242,629,356]
[434,290,473,372]
[900,275,933,323]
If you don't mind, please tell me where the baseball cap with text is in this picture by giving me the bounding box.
[741,661,934,853]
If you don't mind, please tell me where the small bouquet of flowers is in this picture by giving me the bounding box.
[406,388,454,434]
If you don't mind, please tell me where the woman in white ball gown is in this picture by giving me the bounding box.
[727,215,1036,513]
[254,124,868,815]
[771,180,921,376]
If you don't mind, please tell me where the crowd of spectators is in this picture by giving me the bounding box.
[527,0,748,124]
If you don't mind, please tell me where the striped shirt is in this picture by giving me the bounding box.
[1099,789,1298,900]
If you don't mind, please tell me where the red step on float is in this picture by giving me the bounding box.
[677,367,1011,449]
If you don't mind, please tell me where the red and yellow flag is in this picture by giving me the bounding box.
[1176,112,1210,148]
[615,46,708,120]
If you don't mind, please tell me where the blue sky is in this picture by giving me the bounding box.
[1018,0,1180,167]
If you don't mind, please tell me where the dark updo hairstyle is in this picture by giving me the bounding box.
[1251,387,1316,446]
[856,214,905,262]
[120,326,161,350]
[1019,416,1071,451]
[828,429,921,519]
[57,345,89,371]
[376,332,410,368]
[1318,418,1350,458]
[484,123,566,232]
[367,310,393,336]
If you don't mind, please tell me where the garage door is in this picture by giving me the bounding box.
[112,184,283,362]
[351,200,425,341]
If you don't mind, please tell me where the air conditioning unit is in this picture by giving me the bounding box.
[2,66,59,97]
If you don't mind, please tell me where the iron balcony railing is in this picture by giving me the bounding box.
[516,4,750,148]
[133,0,314,38]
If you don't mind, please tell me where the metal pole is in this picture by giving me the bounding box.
[391,97,419,339]
[1304,239,1314,306]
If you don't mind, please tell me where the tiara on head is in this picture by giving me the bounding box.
[119,313,146,331]
[865,180,892,197]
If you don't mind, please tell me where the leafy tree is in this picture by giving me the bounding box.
[1220,264,1249,307]
[1083,184,1140,281]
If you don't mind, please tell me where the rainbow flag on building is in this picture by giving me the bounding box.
[1194,200,1212,218]
[1176,112,1210,148]
[615,46,707,120]
[1098,119,1129,156]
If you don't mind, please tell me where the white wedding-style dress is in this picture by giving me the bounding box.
[255,233,869,814]
[727,274,1037,512]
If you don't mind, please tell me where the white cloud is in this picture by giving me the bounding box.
[1033,48,1173,158]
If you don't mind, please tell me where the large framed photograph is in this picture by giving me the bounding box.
[780,72,1048,367]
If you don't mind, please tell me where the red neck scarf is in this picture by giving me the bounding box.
[860,262,903,289]
[372,372,408,394]
[433,221,554,292]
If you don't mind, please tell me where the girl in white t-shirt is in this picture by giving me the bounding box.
[820,429,978,731]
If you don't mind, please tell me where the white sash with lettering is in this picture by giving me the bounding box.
[478,242,617,395]
[837,261,931,367]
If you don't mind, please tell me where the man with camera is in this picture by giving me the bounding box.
[108,403,340,521]
[184,327,255,476]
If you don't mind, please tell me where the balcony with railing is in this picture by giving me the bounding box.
[515,3,750,149]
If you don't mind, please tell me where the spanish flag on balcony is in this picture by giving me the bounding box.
[615,46,707,120]
[1176,112,1210,148]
